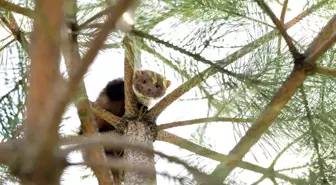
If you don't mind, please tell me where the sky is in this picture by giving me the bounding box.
[0,0,331,184]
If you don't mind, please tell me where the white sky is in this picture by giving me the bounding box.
[0,0,331,184]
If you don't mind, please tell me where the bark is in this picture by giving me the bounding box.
[124,120,156,185]
[62,0,115,182]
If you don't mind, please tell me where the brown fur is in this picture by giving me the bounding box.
[79,70,170,185]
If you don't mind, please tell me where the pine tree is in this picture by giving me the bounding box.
[0,0,335,184]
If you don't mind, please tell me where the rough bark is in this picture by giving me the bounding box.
[124,120,156,185]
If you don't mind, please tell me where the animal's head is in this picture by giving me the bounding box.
[132,70,171,100]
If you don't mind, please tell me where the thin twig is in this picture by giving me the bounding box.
[158,117,253,130]
[255,0,301,59]
[77,7,111,30]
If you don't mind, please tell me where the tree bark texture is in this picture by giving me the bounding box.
[124,120,156,185]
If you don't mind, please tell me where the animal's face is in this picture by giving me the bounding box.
[132,70,171,99]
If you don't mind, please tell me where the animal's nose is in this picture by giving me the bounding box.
[147,88,152,92]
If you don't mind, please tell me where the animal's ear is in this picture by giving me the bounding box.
[134,70,143,78]
[165,80,171,88]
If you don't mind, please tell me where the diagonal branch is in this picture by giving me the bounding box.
[0,13,30,54]
[157,131,304,184]
[158,117,253,130]
[208,13,336,182]
[69,0,135,85]
[279,0,288,23]
[146,0,327,119]
[304,15,336,64]
[90,101,122,127]
[276,0,288,55]
[304,14,336,59]
[0,0,34,18]
[255,0,301,59]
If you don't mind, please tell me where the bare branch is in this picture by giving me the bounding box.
[158,117,253,130]
[157,131,305,184]
[304,16,336,64]
[0,0,34,18]
[62,1,114,183]
[276,0,288,54]
[123,36,138,117]
[315,66,336,77]
[304,15,336,59]
[89,101,122,128]
[255,0,301,59]
[279,0,288,23]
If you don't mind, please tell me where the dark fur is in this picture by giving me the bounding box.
[79,71,170,185]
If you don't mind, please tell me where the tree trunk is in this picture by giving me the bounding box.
[124,120,156,185]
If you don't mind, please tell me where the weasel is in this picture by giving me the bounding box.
[79,69,171,185]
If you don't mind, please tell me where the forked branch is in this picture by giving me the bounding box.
[255,0,301,59]
[208,13,336,182]
[146,0,325,119]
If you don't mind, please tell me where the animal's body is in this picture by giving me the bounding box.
[79,69,171,184]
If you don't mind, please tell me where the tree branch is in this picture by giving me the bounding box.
[157,131,304,184]
[304,14,336,60]
[255,0,301,59]
[90,101,122,128]
[315,66,336,77]
[62,1,114,183]
[60,133,218,185]
[0,0,34,18]
[158,117,253,130]
[209,12,336,182]
[0,13,30,54]
[21,0,65,183]
[123,36,138,117]
[145,0,328,119]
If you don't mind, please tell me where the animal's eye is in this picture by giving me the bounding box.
[156,84,160,88]
[142,80,147,84]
